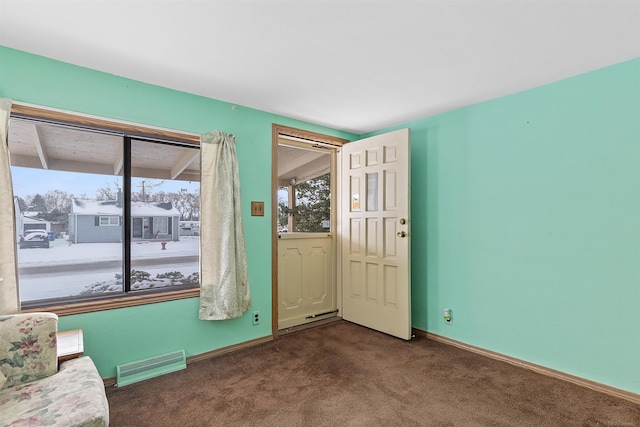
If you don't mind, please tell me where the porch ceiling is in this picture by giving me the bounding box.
[277,144,330,187]
[8,119,200,181]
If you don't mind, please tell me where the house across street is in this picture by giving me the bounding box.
[69,198,182,244]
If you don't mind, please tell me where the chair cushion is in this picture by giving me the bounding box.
[0,356,109,427]
[0,313,58,389]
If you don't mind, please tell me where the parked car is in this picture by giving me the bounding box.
[19,231,50,249]
[180,226,199,236]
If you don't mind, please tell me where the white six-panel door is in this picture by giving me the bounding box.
[340,129,411,340]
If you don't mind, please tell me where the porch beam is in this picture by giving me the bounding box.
[287,184,296,232]
[31,123,49,169]
[170,150,199,180]
[113,142,124,176]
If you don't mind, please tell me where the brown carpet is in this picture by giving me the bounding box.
[106,320,639,426]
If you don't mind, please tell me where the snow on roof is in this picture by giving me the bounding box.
[72,199,180,216]
[23,216,50,224]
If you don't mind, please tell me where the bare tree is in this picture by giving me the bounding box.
[96,181,121,201]
[112,179,200,221]
[164,189,199,220]
[44,190,73,214]
[135,179,165,202]
[150,190,168,203]
[180,189,200,221]
[188,191,200,221]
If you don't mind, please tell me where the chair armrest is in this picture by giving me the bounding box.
[0,312,58,388]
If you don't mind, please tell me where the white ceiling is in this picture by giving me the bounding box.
[1,0,638,134]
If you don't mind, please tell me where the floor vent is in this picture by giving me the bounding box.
[116,350,186,387]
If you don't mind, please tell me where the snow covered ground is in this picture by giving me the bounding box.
[17,236,199,267]
[17,237,200,301]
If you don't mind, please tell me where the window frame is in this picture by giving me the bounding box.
[10,104,202,316]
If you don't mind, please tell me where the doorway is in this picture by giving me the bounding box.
[271,125,348,335]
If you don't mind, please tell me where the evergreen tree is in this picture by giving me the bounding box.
[286,173,331,232]
[29,194,47,213]
[277,200,289,229]
[16,197,28,212]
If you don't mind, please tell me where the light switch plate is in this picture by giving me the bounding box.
[251,201,264,216]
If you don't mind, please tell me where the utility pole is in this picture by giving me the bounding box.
[138,180,147,201]
[136,180,164,202]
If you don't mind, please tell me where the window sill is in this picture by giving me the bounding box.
[21,287,200,316]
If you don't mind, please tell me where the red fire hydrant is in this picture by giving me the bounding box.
[161,241,167,250]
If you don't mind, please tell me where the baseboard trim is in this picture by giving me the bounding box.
[413,328,639,405]
[186,335,274,365]
[103,335,274,388]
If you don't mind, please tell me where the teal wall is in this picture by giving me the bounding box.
[2,46,638,395]
[0,46,356,378]
[363,58,640,394]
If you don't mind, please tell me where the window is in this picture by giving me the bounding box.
[99,216,120,226]
[152,217,168,234]
[8,106,201,313]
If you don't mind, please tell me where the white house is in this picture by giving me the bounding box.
[13,197,51,239]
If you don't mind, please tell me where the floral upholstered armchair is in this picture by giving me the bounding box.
[0,313,109,426]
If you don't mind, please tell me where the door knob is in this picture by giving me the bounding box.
[397,231,407,238]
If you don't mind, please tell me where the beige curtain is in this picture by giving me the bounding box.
[0,98,20,314]
[199,130,250,320]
